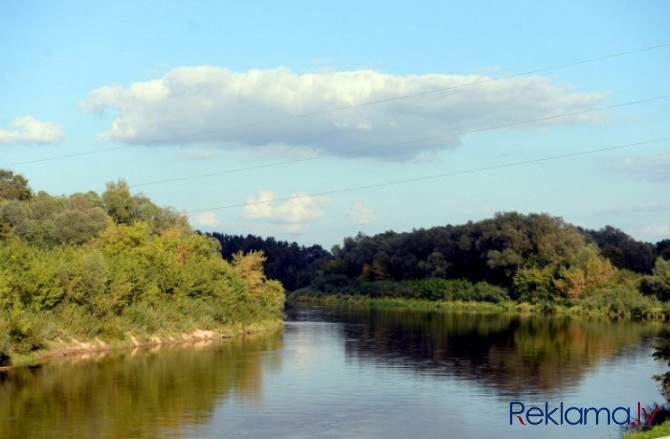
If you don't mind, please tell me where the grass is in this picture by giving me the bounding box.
[623,419,670,438]
[325,296,514,313]
[288,293,670,321]
[1,317,284,369]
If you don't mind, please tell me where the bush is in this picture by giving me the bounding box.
[582,285,662,319]
[318,278,510,303]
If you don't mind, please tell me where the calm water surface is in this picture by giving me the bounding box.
[0,305,666,438]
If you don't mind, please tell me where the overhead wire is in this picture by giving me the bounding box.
[187,137,670,213]
[2,41,669,169]
[1,42,668,235]
[4,136,667,239]
[129,94,670,189]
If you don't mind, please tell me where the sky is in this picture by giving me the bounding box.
[1,0,669,249]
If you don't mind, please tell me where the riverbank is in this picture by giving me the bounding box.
[288,293,670,320]
[623,420,670,438]
[1,319,284,370]
[2,296,664,439]
[0,177,287,370]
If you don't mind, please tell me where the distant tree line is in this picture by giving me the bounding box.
[583,225,658,274]
[206,233,330,291]
[204,213,669,306]
[214,212,666,316]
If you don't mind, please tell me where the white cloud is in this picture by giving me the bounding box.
[241,190,331,232]
[0,116,64,145]
[189,211,222,227]
[610,153,670,182]
[350,201,376,224]
[643,223,670,237]
[81,67,607,160]
[284,223,306,233]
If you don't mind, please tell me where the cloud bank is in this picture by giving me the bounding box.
[0,116,64,145]
[189,211,222,228]
[643,223,670,237]
[349,201,376,224]
[241,190,332,232]
[82,67,607,160]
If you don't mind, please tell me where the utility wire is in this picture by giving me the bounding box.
[4,137,667,239]
[1,145,131,168]
[188,137,670,213]
[2,42,668,169]
[130,94,669,188]
[111,42,670,142]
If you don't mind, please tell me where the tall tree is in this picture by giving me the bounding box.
[0,169,32,201]
[585,226,655,274]
[102,180,137,224]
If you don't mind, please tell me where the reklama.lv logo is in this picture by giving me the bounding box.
[510,402,659,426]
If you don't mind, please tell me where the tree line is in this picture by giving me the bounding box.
[212,212,670,317]
[0,170,284,365]
[205,232,330,292]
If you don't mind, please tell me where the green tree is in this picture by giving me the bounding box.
[513,265,556,302]
[0,169,32,200]
[53,208,109,245]
[554,245,615,299]
[232,251,267,296]
[102,180,137,224]
[641,258,670,301]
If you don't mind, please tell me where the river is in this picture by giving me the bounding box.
[0,304,666,438]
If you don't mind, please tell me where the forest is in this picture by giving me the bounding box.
[207,232,330,292]
[0,170,285,366]
[215,213,670,318]
[3,166,670,366]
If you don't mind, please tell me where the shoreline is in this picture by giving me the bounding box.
[288,294,669,320]
[0,319,284,372]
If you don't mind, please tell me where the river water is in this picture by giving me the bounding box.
[0,305,666,438]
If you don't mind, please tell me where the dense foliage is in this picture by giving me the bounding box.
[0,170,284,365]
[207,233,331,291]
[293,212,669,318]
[584,225,656,274]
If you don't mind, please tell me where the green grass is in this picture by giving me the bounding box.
[623,419,670,438]
[1,315,284,368]
[291,295,531,315]
[288,293,670,321]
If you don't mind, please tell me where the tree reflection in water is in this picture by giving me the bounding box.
[319,306,662,396]
[0,332,283,439]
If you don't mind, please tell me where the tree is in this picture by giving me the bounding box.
[657,240,670,261]
[513,265,556,302]
[53,208,108,245]
[553,245,615,299]
[209,233,331,291]
[102,180,137,224]
[232,251,267,296]
[0,169,32,201]
[586,226,655,273]
[641,258,670,301]
[0,217,11,240]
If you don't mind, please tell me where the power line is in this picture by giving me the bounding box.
[129,94,669,188]
[119,42,670,141]
[15,93,664,198]
[2,41,668,169]
[1,145,131,168]
[188,137,670,214]
[4,137,667,239]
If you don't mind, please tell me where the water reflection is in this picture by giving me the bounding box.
[0,307,664,439]
[290,306,663,397]
[0,332,283,439]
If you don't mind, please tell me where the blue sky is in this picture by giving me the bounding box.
[1,0,669,248]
